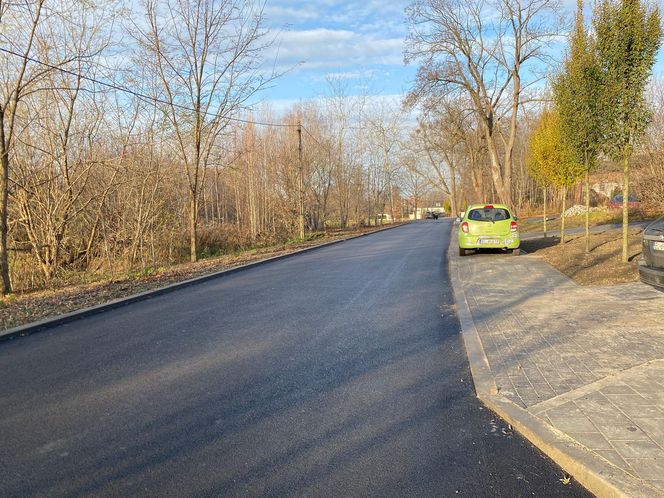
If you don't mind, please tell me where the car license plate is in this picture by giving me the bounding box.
[654,241,664,251]
[478,238,500,245]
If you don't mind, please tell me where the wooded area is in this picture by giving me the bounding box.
[0,0,662,294]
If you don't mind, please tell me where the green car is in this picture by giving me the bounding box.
[457,204,520,256]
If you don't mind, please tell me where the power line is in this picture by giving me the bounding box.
[0,46,297,129]
[301,125,329,151]
[0,45,365,157]
[1,46,405,146]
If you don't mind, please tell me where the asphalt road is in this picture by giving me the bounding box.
[0,221,592,497]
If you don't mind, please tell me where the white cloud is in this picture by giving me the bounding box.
[264,4,322,24]
[265,0,409,35]
[268,28,404,72]
[323,69,376,81]
[256,93,417,125]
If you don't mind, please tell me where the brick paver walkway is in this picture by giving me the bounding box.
[456,251,664,492]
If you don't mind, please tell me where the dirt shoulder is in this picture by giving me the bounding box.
[518,210,654,234]
[520,226,645,286]
[0,224,404,332]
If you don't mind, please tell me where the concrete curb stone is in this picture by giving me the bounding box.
[447,224,664,498]
[1,222,409,342]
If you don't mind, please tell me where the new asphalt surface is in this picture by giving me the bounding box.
[0,221,592,497]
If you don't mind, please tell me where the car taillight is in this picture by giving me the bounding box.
[461,222,469,233]
[510,221,518,232]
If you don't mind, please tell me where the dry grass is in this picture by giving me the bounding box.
[520,227,644,286]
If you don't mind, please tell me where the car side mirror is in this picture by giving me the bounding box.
[513,216,519,221]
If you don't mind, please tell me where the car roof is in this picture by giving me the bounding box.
[466,203,510,210]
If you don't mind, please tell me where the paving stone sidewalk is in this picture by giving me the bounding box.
[451,246,664,495]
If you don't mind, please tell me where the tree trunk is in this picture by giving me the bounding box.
[450,167,458,218]
[622,151,629,263]
[584,167,590,254]
[388,180,395,224]
[248,152,257,242]
[297,124,304,239]
[214,169,221,223]
[483,125,510,205]
[503,70,521,209]
[0,117,11,294]
[189,190,198,263]
[560,186,567,244]
[543,187,547,238]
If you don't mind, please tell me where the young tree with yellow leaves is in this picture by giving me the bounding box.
[528,109,584,243]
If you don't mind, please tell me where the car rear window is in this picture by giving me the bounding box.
[646,216,664,234]
[467,208,511,222]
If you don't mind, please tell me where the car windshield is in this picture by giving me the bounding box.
[467,208,510,222]
[647,216,664,233]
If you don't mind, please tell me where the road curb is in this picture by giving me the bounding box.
[1,222,409,342]
[448,240,498,397]
[447,225,663,498]
[481,394,663,498]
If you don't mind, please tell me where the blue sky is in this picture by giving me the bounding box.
[259,0,664,108]
[261,0,416,106]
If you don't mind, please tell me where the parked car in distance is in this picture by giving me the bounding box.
[457,204,520,256]
[639,216,664,290]
[608,195,640,211]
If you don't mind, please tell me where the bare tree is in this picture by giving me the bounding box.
[399,149,431,220]
[366,101,405,222]
[0,0,46,293]
[405,0,564,208]
[324,78,370,228]
[12,1,116,281]
[136,0,275,262]
[0,11,423,294]
[634,78,664,212]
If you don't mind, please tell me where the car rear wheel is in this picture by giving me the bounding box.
[459,247,467,257]
[512,248,520,256]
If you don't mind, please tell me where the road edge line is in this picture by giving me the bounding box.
[1,222,410,342]
[446,224,663,498]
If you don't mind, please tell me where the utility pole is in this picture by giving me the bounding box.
[297,122,304,240]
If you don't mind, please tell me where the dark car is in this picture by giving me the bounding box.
[639,216,664,290]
